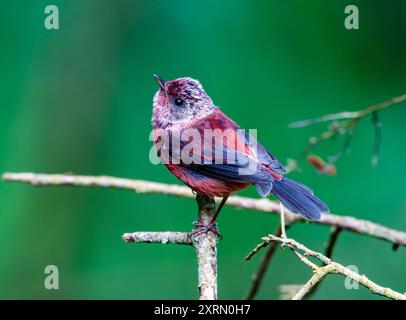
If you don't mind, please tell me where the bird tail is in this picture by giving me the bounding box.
[272,177,328,220]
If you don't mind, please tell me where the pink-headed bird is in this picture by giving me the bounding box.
[152,75,328,236]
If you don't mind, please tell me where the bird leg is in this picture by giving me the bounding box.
[190,196,229,239]
[191,222,222,238]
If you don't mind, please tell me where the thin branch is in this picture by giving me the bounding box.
[324,227,342,259]
[244,241,268,261]
[122,231,192,245]
[328,125,355,165]
[280,204,287,239]
[279,243,324,299]
[245,225,282,300]
[371,111,382,166]
[291,92,406,161]
[3,172,406,247]
[289,92,406,128]
[316,213,406,247]
[303,118,358,154]
[122,193,217,300]
[290,248,319,270]
[262,234,406,300]
[3,172,406,300]
[304,227,342,299]
[264,228,342,300]
[291,266,331,300]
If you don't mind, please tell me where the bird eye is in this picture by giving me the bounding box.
[174,99,183,106]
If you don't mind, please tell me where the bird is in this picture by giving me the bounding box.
[151,75,329,236]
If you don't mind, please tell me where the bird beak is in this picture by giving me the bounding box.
[154,74,166,92]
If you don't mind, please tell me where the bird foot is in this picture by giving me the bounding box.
[190,222,223,239]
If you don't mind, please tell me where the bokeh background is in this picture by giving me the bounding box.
[0,0,405,299]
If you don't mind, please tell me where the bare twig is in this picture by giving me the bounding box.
[244,241,268,261]
[302,119,358,154]
[290,247,319,270]
[290,92,406,163]
[278,243,327,299]
[3,172,406,300]
[122,231,192,245]
[289,92,406,128]
[324,227,342,259]
[245,225,282,300]
[371,111,382,166]
[3,172,406,247]
[291,266,331,300]
[123,193,218,300]
[328,125,355,165]
[262,234,406,300]
[302,227,342,299]
[280,204,287,239]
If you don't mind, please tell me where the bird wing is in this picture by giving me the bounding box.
[172,109,285,188]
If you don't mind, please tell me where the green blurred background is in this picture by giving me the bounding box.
[0,0,405,299]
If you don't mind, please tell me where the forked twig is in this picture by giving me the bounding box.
[260,234,406,300]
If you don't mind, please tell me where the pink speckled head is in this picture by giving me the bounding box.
[152,75,215,129]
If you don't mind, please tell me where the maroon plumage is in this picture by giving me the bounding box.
[151,75,328,223]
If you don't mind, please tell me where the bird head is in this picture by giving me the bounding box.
[152,75,215,128]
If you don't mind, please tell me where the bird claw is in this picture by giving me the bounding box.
[190,222,223,239]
